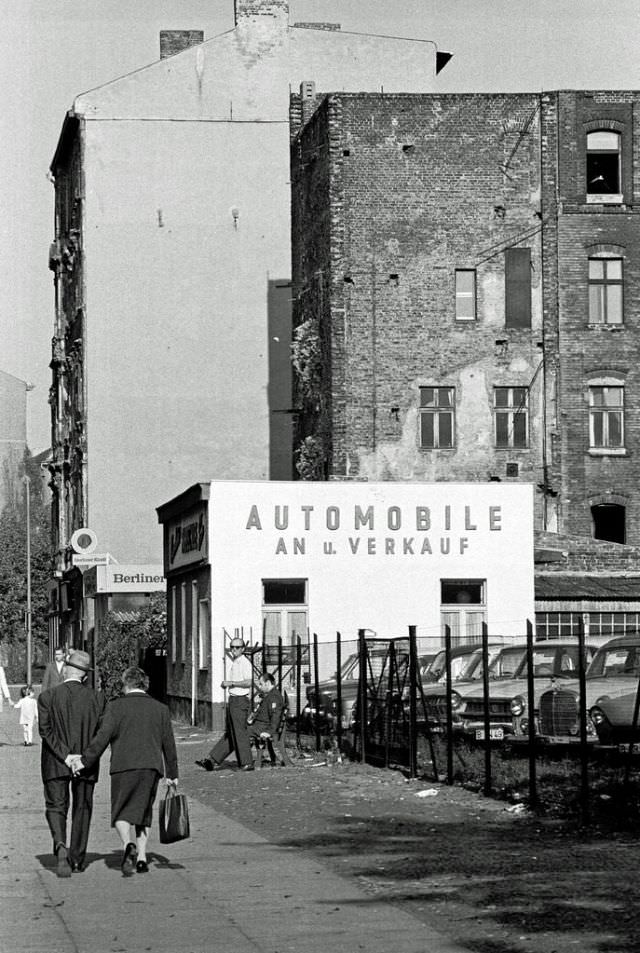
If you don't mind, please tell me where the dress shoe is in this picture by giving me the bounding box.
[136,860,149,874]
[195,758,215,771]
[70,861,86,873]
[56,844,72,879]
[240,764,255,771]
[121,842,137,876]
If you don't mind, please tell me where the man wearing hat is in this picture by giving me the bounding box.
[38,650,105,877]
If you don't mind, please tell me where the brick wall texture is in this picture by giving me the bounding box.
[291,89,640,557]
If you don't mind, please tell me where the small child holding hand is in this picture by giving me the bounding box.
[14,686,38,746]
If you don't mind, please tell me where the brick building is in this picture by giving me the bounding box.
[290,89,640,639]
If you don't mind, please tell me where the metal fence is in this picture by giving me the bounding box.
[251,621,640,822]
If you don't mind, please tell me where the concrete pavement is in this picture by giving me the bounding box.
[0,704,471,953]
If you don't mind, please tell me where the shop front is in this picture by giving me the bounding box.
[157,481,535,729]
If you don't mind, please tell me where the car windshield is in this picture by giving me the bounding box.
[587,644,640,678]
[512,644,592,679]
[427,649,482,683]
[487,646,527,679]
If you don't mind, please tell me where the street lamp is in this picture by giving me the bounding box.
[23,474,32,686]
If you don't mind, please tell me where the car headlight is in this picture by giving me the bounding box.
[450,690,463,711]
[590,706,605,726]
[510,695,526,716]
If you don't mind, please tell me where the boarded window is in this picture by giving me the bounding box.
[505,247,531,328]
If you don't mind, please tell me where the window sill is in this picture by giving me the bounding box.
[588,448,627,457]
[587,323,625,330]
[587,193,623,205]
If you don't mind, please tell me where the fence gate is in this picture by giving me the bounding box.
[352,631,425,773]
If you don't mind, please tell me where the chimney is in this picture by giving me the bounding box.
[160,30,204,60]
[234,0,289,24]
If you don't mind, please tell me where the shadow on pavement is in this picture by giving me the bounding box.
[277,813,640,953]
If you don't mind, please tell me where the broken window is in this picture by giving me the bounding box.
[494,386,528,449]
[587,130,621,200]
[419,387,455,449]
[588,256,623,324]
[455,269,476,320]
[589,385,624,449]
[591,503,626,544]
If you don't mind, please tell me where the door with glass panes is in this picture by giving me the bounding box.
[440,579,487,646]
[262,579,308,711]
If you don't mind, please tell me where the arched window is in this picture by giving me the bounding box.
[591,503,626,544]
[587,130,621,199]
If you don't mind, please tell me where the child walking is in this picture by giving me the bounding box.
[14,686,38,746]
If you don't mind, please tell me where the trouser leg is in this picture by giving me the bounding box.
[208,709,233,764]
[229,696,252,767]
[69,777,95,866]
[43,776,70,850]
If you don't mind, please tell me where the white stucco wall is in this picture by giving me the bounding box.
[73,19,439,561]
[205,481,535,704]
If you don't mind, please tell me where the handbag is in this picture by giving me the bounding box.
[158,784,190,844]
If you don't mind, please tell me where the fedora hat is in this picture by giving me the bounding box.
[65,650,92,673]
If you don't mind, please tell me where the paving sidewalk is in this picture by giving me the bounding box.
[0,706,471,953]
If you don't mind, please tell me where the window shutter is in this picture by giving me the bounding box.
[505,247,531,328]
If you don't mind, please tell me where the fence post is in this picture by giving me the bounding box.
[445,625,453,785]
[313,633,321,754]
[526,619,537,810]
[481,621,492,797]
[384,642,395,769]
[408,625,418,779]
[335,632,343,753]
[295,636,301,748]
[357,628,367,764]
[577,615,589,826]
[277,637,283,693]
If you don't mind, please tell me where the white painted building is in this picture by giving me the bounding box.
[157,481,535,726]
[49,0,444,591]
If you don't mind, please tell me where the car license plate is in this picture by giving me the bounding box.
[475,727,504,741]
[618,743,640,754]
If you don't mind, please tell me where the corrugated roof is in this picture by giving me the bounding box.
[535,575,640,599]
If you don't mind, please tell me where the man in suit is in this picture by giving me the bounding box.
[38,650,105,877]
[41,647,66,692]
[74,666,178,875]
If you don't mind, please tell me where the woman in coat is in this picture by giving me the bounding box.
[77,666,178,874]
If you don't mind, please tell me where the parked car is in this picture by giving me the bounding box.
[419,642,511,730]
[522,636,640,747]
[590,687,640,752]
[448,640,598,743]
[302,646,435,733]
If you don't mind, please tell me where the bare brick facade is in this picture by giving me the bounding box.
[291,89,640,550]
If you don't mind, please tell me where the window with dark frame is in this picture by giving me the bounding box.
[589,384,624,449]
[494,386,529,448]
[455,269,476,320]
[587,130,621,197]
[588,257,623,324]
[419,386,455,449]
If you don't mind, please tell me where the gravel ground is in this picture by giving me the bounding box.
[177,728,640,953]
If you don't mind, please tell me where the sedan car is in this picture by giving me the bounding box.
[533,636,640,747]
[448,640,597,743]
[421,641,517,734]
[302,646,435,733]
[590,690,640,751]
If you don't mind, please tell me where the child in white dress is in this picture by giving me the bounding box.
[14,686,38,746]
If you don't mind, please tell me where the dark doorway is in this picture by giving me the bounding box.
[591,503,625,543]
